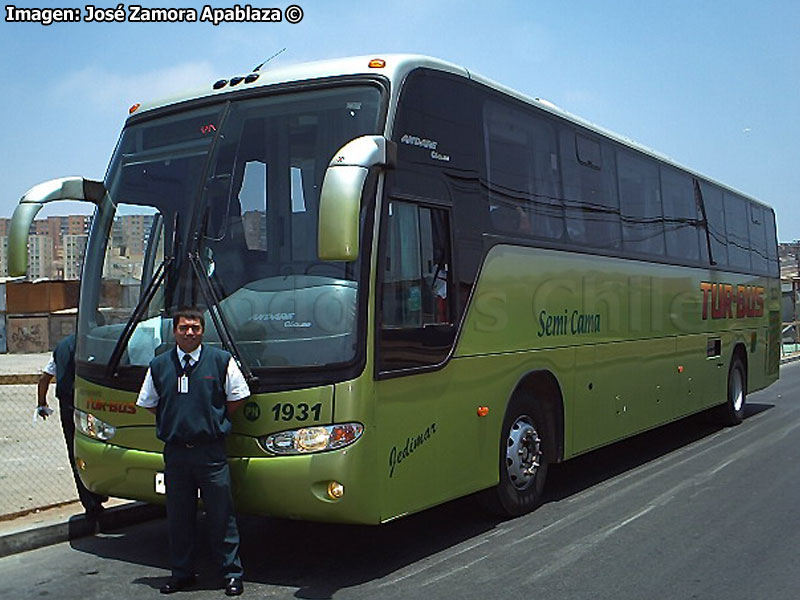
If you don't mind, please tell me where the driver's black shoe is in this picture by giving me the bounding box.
[159,575,197,594]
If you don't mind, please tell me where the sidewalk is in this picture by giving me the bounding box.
[0,351,164,558]
[0,351,50,383]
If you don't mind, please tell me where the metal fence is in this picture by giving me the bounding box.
[0,382,80,519]
[783,320,800,356]
[783,279,800,355]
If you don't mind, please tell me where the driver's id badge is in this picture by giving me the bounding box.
[178,375,189,394]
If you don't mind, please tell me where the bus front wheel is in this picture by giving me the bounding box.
[483,397,549,517]
[715,356,747,426]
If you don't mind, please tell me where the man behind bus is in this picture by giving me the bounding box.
[136,307,249,596]
[36,333,108,516]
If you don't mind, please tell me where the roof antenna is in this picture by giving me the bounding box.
[252,48,286,72]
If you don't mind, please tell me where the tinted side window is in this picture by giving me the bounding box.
[661,166,702,262]
[748,203,768,275]
[483,100,563,241]
[618,150,664,256]
[700,182,727,267]
[724,192,751,270]
[765,208,779,276]
[560,129,621,249]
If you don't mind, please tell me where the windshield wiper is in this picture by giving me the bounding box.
[188,247,257,384]
[105,212,180,378]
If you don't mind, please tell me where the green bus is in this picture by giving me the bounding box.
[9,55,780,523]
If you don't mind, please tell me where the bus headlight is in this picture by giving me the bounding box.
[259,423,363,455]
[74,409,116,441]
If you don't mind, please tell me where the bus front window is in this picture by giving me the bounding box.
[78,86,382,376]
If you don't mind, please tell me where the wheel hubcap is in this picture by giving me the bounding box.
[505,416,542,490]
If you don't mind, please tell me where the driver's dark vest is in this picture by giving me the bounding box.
[53,334,76,402]
[150,346,231,444]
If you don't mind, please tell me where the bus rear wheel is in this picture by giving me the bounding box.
[715,356,747,426]
[483,398,549,517]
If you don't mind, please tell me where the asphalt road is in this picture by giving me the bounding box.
[2,362,800,600]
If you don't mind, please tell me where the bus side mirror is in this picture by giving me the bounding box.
[8,177,105,276]
[318,135,395,261]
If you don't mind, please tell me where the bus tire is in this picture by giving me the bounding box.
[483,396,549,517]
[716,356,747,426]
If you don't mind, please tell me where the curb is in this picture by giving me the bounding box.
[781,353,800,365]
[0,501,165,558]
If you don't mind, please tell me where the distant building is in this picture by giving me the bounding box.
[45,215,91,258]
[779,242,800,279]
[64,234,89,280]
[0,237,7,277]
[0,235,54,279]
[243,210,267,250]
[27,235,54,279]
[103,245,143,282]
[111,213,155,258]
[0,214,92,280]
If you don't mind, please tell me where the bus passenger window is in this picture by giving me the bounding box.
[561,130,620,250]
[618,150,664,256]
[661,166,702,262]
[724,192,752,270]
[748,203,768,275]
[765,209,779,276]
[483,100,563,241]
[700,182,728,267]
[382,201,451,328]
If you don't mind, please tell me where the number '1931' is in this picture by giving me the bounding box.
[271,402,322,422]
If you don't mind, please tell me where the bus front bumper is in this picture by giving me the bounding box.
[73,433,381,524]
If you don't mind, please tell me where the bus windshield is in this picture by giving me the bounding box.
[77,85,383,376]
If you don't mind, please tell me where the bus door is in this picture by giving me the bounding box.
[374,198,470,518]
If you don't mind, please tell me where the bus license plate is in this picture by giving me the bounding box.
[155,472,166,494]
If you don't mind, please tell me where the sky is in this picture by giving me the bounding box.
[1,0,799,239]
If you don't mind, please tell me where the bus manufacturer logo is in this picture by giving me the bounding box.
[388,423,437,478]
[400,134,450,163]
[251,312,296,321]
[400,134,438,150]
[243,402,261,422]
